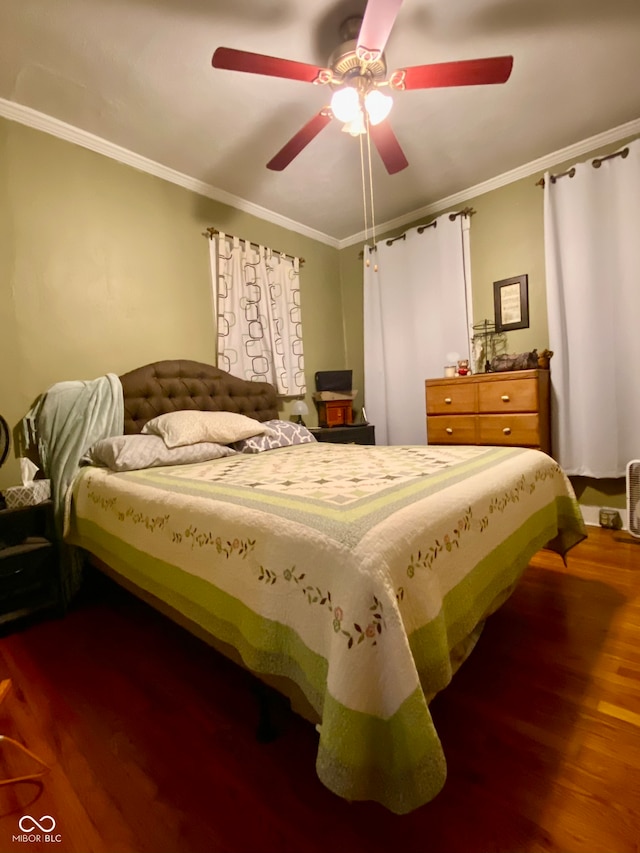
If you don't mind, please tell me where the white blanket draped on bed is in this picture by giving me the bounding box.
[66,441,585,812]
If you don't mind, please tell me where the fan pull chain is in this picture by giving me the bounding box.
[359,133,370,265]
[365,115,378,272]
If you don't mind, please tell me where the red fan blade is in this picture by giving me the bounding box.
[392,55,513,90]
[356,0,404,62]
[267,110,333,171]
[212,47,328,84]
[369,120,409,174]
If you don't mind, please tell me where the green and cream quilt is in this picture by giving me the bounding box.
[65,442,585,813]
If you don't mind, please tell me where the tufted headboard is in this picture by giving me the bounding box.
[119,360,279,434]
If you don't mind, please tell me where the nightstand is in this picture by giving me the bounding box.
[311,424,376,445]
[0,501,61,631]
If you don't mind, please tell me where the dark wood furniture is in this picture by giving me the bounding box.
[425,369,551,455]
[0,500,60,630]
[310,424,375,445]
[315,399,353,428]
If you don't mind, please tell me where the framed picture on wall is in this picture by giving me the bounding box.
[494,274,529,332]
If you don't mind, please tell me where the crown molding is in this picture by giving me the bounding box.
[0,98,339,249]
[338,116,640,248]
[2,97,638,253]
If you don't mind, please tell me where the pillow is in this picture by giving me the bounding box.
[232,419,317,454]
[84,434,236,472]
[141,410,274,448]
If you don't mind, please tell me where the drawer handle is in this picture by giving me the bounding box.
[0,565,29,578]
[501,394,510,402]
[444,397,452,404]
[503,427,511,435]
[446,428,453,435]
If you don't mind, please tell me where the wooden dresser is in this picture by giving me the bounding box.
[425,369,551,455]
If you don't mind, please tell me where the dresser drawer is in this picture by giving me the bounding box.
[427,415,477,445]
[0,539,57,618]
[0,539,55,585]
[478,377,539,413]
[0,501,53,548]
[426,382,477,415]
[477,414,542,447]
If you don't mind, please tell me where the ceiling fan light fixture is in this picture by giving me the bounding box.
[330,86,360,122]
[364,89,393,125]
[211,1,514,174]
[342,110,366,136]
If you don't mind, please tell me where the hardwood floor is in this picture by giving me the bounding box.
[0,526,639,853]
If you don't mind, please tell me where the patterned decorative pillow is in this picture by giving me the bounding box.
[84,434,236,472]
[141,410,274,448]
[231,419,317,453]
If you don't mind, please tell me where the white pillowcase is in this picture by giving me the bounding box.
[84,434,236,471]
[141,410,274,448]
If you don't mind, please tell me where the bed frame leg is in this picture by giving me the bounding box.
[252,681,290,743]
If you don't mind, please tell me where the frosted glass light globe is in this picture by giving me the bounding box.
[331,87,360,122]
[364,89,393,125]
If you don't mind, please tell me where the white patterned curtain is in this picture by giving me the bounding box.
[211,233,305,395]
[363,213,472,446]
[544,139,640,476]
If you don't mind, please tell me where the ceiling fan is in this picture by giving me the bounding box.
[211,0,513,175]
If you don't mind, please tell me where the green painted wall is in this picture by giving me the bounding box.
[0,118,343,489]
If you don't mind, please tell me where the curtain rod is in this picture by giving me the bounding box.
[358,207,476,258]
[203,227,305,266]
[386,219,436,247]
[536,146,630,188]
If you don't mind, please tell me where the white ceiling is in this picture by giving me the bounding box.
[2,0,640,244]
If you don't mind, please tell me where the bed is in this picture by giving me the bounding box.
[62,359,586,814]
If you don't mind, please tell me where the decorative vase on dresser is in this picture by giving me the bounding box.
[425,369,551,455]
